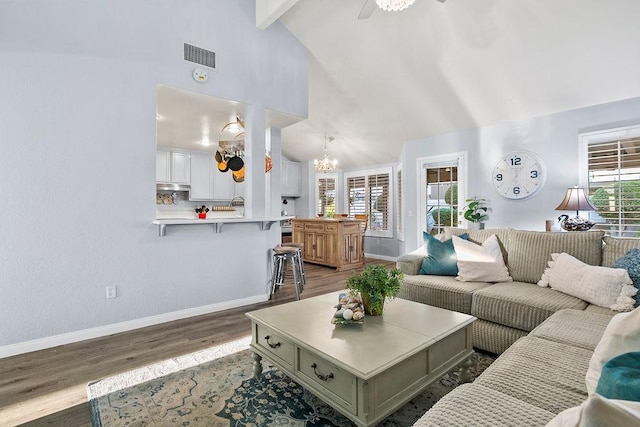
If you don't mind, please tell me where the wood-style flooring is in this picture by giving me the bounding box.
[0,258,396,426]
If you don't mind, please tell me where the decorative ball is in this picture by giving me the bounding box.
[342,309,354,320]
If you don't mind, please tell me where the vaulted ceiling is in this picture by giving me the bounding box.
[272,0,640,169]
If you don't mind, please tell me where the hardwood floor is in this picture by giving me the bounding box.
[0,259,396,426]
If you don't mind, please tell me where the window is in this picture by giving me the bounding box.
[582,126,640,237]
[396,166,404,240]
[418,153,467,239]
[345,168,393,237]
[316,174,337,216]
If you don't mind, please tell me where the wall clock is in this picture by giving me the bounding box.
[492,151,546,200]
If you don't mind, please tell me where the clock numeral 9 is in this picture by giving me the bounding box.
[510,156,522,166]
[495,173,503,181]
[530,170,538,179]
[513,187,521,195]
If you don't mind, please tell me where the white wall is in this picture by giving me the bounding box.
[401,97,640,253]
[0,0,307,352]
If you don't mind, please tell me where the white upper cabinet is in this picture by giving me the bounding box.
[213,167,235,201]
[189,153,215,200]
[156,149,190,184]
[281,160,301,197]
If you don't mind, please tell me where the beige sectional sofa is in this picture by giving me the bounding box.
[396,228,640,425]
[397,228,626,354]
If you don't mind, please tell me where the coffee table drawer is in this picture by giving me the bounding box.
[255,324,295,369]
[297,348,357,411]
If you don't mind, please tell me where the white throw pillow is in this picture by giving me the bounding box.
[538,252,637,311]
[451,234,512,282]
[585,306,640,395]
[545,394,640,427]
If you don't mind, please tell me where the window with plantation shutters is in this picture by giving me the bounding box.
[583,127,640,237]
[316,174,337,216]
[345,167,393,237]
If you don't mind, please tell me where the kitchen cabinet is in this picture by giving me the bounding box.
[189,153,215,200]
[190,152,244,201]
[292,218,364,271]
[281,160,301,197]
[156,149,190,184]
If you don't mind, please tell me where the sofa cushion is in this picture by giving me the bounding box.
[473,319,529,355]
[586,306,640,395]
[503,229,604,284]
[538,252,636,311]
[584,304,618,316]
[546,394,640,427]
[602,235,640,267]
[475,336,591,414]
[398,274,492,314]
[471,282,587,332]
[595,352,640,401]
[413,383,555,427]
[612,248,640,307]
[529,309,612,350]
[452,235,513,282]
[419,232,467,276]
[445,227,511,256]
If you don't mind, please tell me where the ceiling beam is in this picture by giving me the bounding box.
[256,0,300,30]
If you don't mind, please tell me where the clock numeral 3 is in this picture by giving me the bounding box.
[530,170,538,179]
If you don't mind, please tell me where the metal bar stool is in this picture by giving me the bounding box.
[270,245,303,300]
[286,241,306,288]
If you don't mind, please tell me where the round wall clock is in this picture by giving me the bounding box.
[492,151,546,200]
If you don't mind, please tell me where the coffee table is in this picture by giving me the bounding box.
[245,292,476,427]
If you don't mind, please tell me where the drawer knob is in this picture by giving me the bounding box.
[311,363,334,381]
[264,335,281,349]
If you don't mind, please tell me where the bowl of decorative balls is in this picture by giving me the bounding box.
[332,292,365,324]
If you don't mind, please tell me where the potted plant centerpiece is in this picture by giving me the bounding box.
[346,264,403,316]
[463,197,489,229]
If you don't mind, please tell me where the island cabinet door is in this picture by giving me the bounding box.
[305,232,326,263]
[342,233,362,265]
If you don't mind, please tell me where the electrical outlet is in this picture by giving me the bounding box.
[106,286,117,299]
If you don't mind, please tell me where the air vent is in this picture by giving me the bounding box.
[184,43,216,69]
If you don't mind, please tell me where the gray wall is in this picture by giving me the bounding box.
[0,0,307,351]
[400,97,640,254]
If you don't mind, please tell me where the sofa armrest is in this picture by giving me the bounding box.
[397,248,425,275]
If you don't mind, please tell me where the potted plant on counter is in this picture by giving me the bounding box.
[346,265,403,316]
[463,197,489,229]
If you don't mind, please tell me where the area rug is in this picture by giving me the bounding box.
[88,336,495,426]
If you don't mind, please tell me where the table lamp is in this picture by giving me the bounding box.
[555,186,597,231]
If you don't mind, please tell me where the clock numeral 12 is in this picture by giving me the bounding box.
[510,156,522,166]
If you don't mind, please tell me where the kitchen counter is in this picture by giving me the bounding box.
[153,215,295,236]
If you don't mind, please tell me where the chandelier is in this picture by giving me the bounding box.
[375,0,416,12]
[314,135,338,172]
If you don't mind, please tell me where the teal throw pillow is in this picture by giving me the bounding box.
[612,248,640,307]
[419,232,468,276]
[595,352,640,401]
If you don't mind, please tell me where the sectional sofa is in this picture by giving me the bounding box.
[396,228,640,425]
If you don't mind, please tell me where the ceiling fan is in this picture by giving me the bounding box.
[358,0,446,20]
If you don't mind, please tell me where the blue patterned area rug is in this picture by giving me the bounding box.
[87,336,495,426]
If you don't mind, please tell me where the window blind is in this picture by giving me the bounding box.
[587,137,640,237]
[317,177,336,216]
[396,169,403,238]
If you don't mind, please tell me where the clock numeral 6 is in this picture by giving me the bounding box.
[495,173,503,181]
[513,187,521,195]
[510,156,522,166]
[530,170,538,179]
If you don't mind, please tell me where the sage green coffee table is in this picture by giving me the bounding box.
[246,292,476,427]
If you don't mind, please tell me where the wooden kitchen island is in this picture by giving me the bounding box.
[292,217,365,271]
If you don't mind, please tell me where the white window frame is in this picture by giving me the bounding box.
[344,167,394,238]
[315,172,338,216]
[396,164,404,241]
[417,152,468,243]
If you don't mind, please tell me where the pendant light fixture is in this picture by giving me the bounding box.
[314,135,338,173]
[375,0,416,12]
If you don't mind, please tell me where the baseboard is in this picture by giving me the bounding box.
[0,293,269,359]
[364,253,397,262]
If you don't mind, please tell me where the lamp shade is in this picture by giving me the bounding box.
[555,187,596,212]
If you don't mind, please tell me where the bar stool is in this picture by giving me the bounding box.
[286,242,306,288]
[270,245,303,300]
